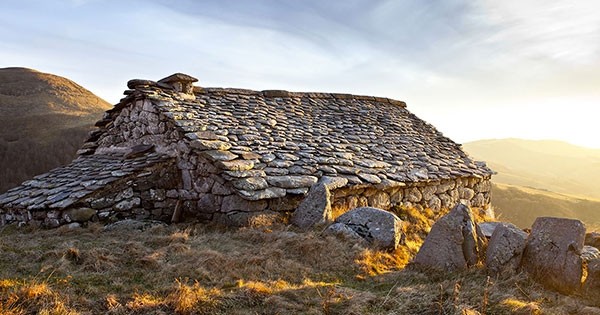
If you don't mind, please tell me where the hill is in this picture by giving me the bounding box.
[491,183,600,229]
[463,138,600,200]
[463,139,600,229]
[0,67,111,193]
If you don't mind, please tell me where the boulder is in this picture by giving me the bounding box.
[485,223,528,275]
[521,217,585,294]
[583,259,600,303]
[413,203,482,271]
[291,183,331,229]
[586,232,600,248]
[327,207,404,250]
[291,176,346,229]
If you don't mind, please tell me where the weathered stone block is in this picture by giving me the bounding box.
[521,217,585,294]
[232,177,269,191]
[217,159,254,171]
[114,198,141,211]
[65,208,97,223]
[197,194,220,213]
[405,187,422,203]
[485,223,528,275]
[421,185,437,201]
[368,192,390,209]
[266,175,318,189]
[413,203,481,271]
[221,194,268,212]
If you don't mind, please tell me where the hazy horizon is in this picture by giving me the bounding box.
[1,0,599,147]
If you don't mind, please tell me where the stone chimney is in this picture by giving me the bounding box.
[157,73,198,95]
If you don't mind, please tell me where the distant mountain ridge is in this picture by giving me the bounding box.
[464,138,600,200]
[0,67,111,193]
[463,138,600,229]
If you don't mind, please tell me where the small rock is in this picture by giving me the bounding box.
[521,217,585,294]
[66,208,97,222]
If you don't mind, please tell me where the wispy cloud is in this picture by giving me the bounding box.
[0,0,599,146]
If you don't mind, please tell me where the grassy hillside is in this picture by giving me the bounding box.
[0,219,597,314]
[0,67,111,193]
[492,183,600,230]
[464,138,600,200]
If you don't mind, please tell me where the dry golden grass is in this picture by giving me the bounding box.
[0,208,598,314]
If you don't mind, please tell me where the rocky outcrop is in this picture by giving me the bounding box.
[521,217,585,294]
[485,223,528,275]
[413,203,484,271]
[324,207,404,250]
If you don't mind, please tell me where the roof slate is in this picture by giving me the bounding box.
[117,79,493,198]
[0,153,172,210]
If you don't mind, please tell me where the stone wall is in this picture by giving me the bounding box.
[0,160,180,228]
[331,177,492,217]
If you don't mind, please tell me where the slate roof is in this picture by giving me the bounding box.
[106,77,492,199]
[0,153,172,210]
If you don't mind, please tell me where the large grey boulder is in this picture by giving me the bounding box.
[325,207,404,250]
[413,203,483,271]
[583,259,600,301]
[521,217,585,294]
[485,223,528,275]
[291,176,347,229]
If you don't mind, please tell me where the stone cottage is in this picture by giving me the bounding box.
[0,73,494,228]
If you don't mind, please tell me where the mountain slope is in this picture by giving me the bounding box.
[491,183,600,229]
[0,67,111,193]
[464,138,600,199]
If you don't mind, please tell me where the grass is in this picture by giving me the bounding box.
[0,209,599,314]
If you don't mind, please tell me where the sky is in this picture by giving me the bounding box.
[1,0,599,147]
